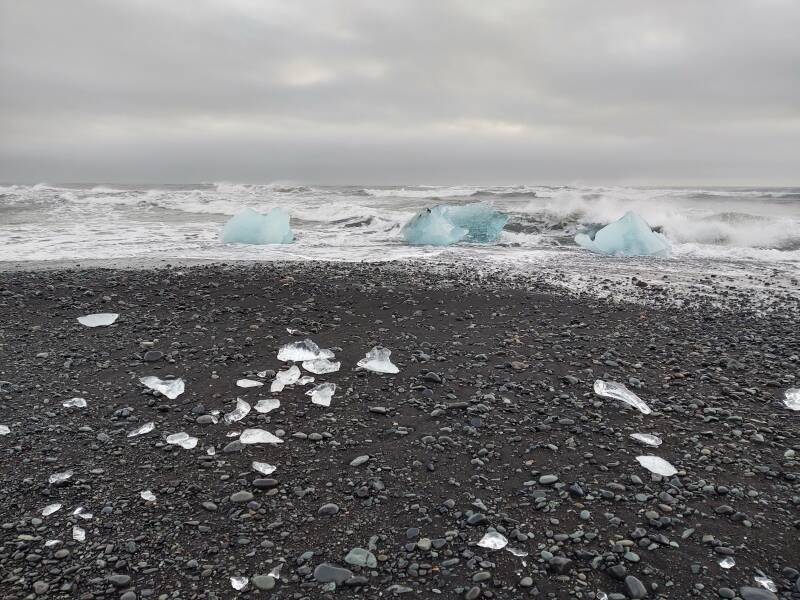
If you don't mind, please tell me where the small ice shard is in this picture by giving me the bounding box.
[271,365,301,392]
[62,397,87,408]
[784,388,800,410]
[298,375,315,385]
[140,490,156,501]
[206,446,216,455]
[307,382,336,407]
[636,455,677,477]
[286,327,302,335]
[269,563,283,579]
[402,203,508,246]
[506,547,529,557]
[0,425,10,435]
[221,207,294,245]
[127,421,155,437]
[44,540,61,547]
[630,433,662,447]
[252,461,277,476]
[166,432,198,449]
[240,428,283,445]
[277,339,334,362]
[226,430,241,437]
[754,576,777,592]
[139,376,185,399]
[73,506,92,520]
[254,398,280,414]
[719,557,735,569]
[224,398,251,423]
[230,576,249,591]
[594,380,652,414]
[48,470,73,484]
[236,378,263,388]
[575,211,671,257]
[77,312,119,327]
[72,526,86,542]
[302,358,341,374]
[477,531,508,550]
[41,503,62,516]
[357,346,399,374]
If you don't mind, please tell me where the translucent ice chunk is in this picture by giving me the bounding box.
[298,375,315,385]
[269,563,283,579]
[477,531,508,550]
[72,526,86,542]
[302,358,341,374]
[402,203,508,246]
[166,432,198,449]
[719,557,735,569]
[139,376,185,399]
[254,398,280,414]
[77,312,118,327]
[630,433,662,447]
[594,380,652,414]
[506,547,529,557]
[307,382,336,407]
[128,421,155,437]
[236,379,263,388]
[636,455,677,476]
[140,490,156,501]
[49,470,73,484]
[224,398,251,423]
[230,576,249,591]
[575,211,670,257]
[42,503,62,516]
[754,576,777,592]
[357,346,399,374]
[252,461,277,476]
[0,425,10,435]
[44,540,61,547]
[62,397,87,408]
[73,506,92,520]
[221,207,294,245]
[784,388,800,410]
[240,428,283,445]
[402,207,467,246]
[277,339,334,362]
[271,365,301,392]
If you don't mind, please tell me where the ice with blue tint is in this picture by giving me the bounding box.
[575,211,671,257]
[402,203,508,246]
[221,207,294,245]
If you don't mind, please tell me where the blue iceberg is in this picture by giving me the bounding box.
[575,211,670,257]
[402,203,508,246]
[221,207,294,245]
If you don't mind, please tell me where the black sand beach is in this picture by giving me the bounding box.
[1,262,798,600]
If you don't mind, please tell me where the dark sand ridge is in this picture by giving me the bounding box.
[0,262,798,599]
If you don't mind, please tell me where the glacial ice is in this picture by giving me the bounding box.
[72,526,86,542]
[224,398,251,423]
[230,576,249,591]
[48,470,73,484]
[636,455,677,476]
[477,531,508,550]
[77,312,118,327]
[506,547,529,557]
[166,432,198,449]
[269,564,283,580]
[252,461,277,476]
[754,576,778,592]
[73,507,92,520]
[239,428,283,445]
[127,421,155,437]
[254,398,280,414]
[784,388,800,410]
[0,425,10,435]
[302,358,341,374]
[307,382,336,407]
[271,365,301,392]
[402,203,508,246]
[221,207,293,245]
[140,490,156,502]
[575,211,671,257]
[42,503,62,516]
[357,346,400,374]
[236,378,263,388]
[139,376,185,399]
[719,557,735,569]
[277,339,334,362]
[594,380,652,414]
[298,375,315,385]
[62,397,87,408]
[630,433,662,447]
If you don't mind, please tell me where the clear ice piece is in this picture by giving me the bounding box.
[307,382,336,407]
[254,398,280,414]
[277,339,334,362]
[62,397,87,408]
[72,526,86,542]
[357,346,399,374]
[0,425,10,435]
[206,446,216,455]
[630,433,662,447]
[166,432,198,449]
[506,547,529,557]
[636,455,677,476]
[718,557,735,569]
[140,490,156,501]
[77,312,119,327]
[252,461,277,476]
[575,211,671,257]
[755,576,777,592]
[230,576,249,591]
[236,379,263,388]
[477,531,508,550]
[402,203,508,246]
[224,398,251,423]
[784,388,800,410]
[298,376,315,385]
[41,503,62,516]
[127,421,155,437]
[302,358,341,374]
[239,428,283,445]
[44,540,61,547]
[49,470,73,484]
[269,563,283,579]
[139,376,185,399]
[271,365,301,392]
[73,506,92,520]
[221,207,294,245]
[594,380,652,414]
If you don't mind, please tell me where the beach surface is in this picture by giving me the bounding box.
[1,261,798,599]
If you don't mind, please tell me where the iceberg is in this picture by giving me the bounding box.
[402,203,508,246]
[127,421,155,437]
[630,433,662,447]
[271,365,301,392]
[254,398,280,414]
[140,490,156,501]
[62,397,87,408]
[357,346,399,374]
[221,207,294,245]
[477,531,508,550]
[252,461,277,475]
[166,432,198,449]
[42,503,62,516]
[575,212,671,257]
[236,378,263,388]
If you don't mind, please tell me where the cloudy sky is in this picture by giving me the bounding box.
[1,0,798,185]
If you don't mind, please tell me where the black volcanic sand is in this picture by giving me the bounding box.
[0,262,798,600]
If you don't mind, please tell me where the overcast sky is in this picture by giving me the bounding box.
[1,0,798,185]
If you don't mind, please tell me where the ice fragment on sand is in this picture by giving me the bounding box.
[62,397,87,408]
[402,203,508,246]
[302,358,341,374]
[298,375,315,385]
[506,547,529,557]
[236,378,263,388]
[240,428,283,445]
[77,312,118,327]
[72,526,86,542]
[357,346,399,374]
[128,421,155,437]
[221,207,294,245]
[139,376,184,399]
[594,380,652,414]
[307,382,336,407]
[230,576,249,591]
[271,365,301,392]
[0,425,9,435]
[224,398,251,423]
[140,490,156,501]
[630,433,662,447]
[166,432,198,449]
[784,388,800,410]
[44,540,61,547]
[73,506,92,520]
[719,557,735,569]
[41,503,62,516]
[49,470,73,484]
[277,339,334,362]
[252,461,277,476]
[575,211,670,257]
[477,531,508,550]
[636,455,677,477]
[254,398,280,414]
[269,563,283,579]
[754,576,777,592]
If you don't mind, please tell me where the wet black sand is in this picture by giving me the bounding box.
[0,262,798,600]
